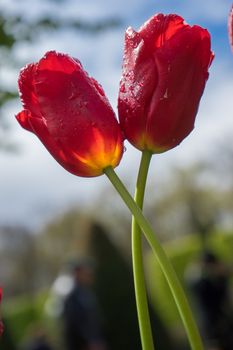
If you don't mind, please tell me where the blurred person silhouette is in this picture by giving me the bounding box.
[187,250,233,350]
[22,327,53,350]
[62,258,107,350]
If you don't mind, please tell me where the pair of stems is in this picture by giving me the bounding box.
[104,150,204,350]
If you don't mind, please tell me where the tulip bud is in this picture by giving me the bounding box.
[118,14,214,153]
[0,288,3,337]
[17,51,123,177]
[228,5,233,52]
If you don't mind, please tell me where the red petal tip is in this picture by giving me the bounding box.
[228,5,233,52]
[16,110,34,132]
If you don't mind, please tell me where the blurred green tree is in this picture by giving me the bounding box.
[89,222,173,350]
[0,226,37,296]
[147,164,221,249]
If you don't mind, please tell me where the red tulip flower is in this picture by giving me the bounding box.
[17,51,123,177]
[228,5,233,52]
[0,288,3,337]
[118,14,214,153]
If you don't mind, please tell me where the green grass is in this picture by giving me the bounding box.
[2,290,49,345]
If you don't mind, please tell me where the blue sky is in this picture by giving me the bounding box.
[1,0,233,229]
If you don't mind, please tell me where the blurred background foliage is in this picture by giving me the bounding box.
[1,160,233,349]
[1,0,233,349]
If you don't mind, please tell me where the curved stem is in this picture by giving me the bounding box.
[104,166,204,350]
[132,150,154,350]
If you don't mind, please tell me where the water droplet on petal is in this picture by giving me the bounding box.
[68,92,75,100]
[129,85,134,92]
[120,84,126,93]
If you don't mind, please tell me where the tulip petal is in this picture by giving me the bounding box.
[119,28,158,148]
[17,51,123,177]
[228,5,233,52]
[33,51,122,172]
[118,13,213,153]
[18,63,42,119]
[24,111,100,177]
[139,14,187,50]
[0,288,3,336]
[16,109,68,167]
[145,26,212,149]
[16,110,35,132]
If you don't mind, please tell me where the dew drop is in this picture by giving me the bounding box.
[120,84,126,93]
[68,92,76,100]
[163,89,169,99]
[125,71,133,78]
[129,85,134,92]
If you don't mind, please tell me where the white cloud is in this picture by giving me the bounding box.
[2,0,230,25]
[154,0,230,24]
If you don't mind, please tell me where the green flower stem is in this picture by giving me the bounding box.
[132,150,154,350]
[104,166,204,350]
